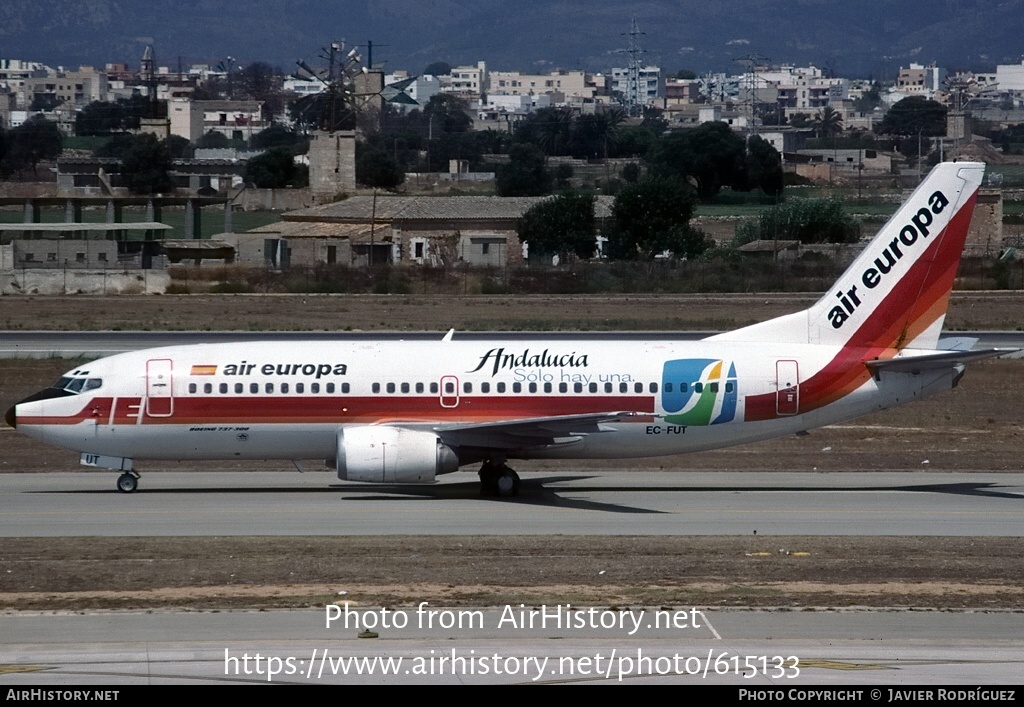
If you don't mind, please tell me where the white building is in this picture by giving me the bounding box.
[284,75,326,96]
[996,61,1024,93]
[168,98,266,143]
[446,62,487,102]
[611,65,663,108]
[383,72,440,110]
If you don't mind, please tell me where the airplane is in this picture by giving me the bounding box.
[4,161,1014,497]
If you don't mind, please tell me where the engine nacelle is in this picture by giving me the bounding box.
[336,426,459,483]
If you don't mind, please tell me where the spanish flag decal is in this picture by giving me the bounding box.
[190,365,218,375]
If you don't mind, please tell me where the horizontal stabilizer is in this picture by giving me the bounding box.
[865,348,1015,377]
[936,336,980,352]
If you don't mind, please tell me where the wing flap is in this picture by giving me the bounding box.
[433,411,643,449]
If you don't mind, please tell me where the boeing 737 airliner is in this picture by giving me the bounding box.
[4,162,1012,496]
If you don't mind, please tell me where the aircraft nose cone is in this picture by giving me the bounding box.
[4,404,15,429]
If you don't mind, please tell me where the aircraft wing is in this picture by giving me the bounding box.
[865,348,1016,378]
[431,411,644,449]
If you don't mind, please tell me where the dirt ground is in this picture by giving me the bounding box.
[1,537,1021,611]
[0,291,1022,332]
[1,293,1022,611]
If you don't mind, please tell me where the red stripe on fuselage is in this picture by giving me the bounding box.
[18,395,656,426]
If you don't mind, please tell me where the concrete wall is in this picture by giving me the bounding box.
[1,269,170,295]
[233,187,314,212]
[11,240,118,269]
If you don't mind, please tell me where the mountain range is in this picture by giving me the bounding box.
[3,0,1023,78]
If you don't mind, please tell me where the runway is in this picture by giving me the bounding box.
[2,470,1023,537]
[1,608,1022,684]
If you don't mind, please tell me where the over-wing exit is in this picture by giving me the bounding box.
[5,162,1012,497]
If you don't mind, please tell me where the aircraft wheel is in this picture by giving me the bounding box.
[495,467,520,498]
[116,472,138,494]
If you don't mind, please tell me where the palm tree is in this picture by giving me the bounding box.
[535,108,573,156]
[812,106,843,139]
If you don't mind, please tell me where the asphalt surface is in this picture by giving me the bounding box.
[2,471,1022,537]
[1,608,1021,684]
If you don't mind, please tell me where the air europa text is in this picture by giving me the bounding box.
[220,362,348,378]
[829,190,950,329]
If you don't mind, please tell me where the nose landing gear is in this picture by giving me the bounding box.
[116,471,140,493]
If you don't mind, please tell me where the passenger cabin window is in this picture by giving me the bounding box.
[311,383,320,394]
[543,382,552,393]
[416,382,424,393]
[649,382,658,393]
[497,382,506,393]
[340,383,348,393]
[401,383,410,393]
[709,382,719,393]
[250,383,259,394]
[372,383,381,394]
[604,382,613,393]
[327,383,336,394]
[204,383,212,394]
[281,383,289,394]
[528,382,537,393]
[589,382,598,393]
[220,383,228,394]
[620,382,628,393]
[463,382,473,393]
[265,383,274,394]
[189,383,197,394]
[296,383,304,394]
[574,382,583,393]
[694,383,703,393]
[481,382,490,393]
[445,382,455,394]
[386,383,396,394]
[512,382,522,393]
[634,382,643,393]
[559,382,568,393]
[430,382,439,394]
[235,383,243,394]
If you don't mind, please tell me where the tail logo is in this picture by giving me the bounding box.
[829,190,950,330]
[661,359,738,425]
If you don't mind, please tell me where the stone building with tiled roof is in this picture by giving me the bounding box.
[258,195,616,267]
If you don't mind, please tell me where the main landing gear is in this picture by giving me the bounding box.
[116,471,140,494]
[478,460,520,498]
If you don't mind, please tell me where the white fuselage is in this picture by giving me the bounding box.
[15,338,953,466]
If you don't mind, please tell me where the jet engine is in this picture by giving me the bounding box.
[336,426,460,483]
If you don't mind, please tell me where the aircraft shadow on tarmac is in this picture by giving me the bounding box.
[43,479,1023,514]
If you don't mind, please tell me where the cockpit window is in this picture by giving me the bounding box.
[51,376,102,394]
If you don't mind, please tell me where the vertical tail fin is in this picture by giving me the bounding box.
[709,161,985,350]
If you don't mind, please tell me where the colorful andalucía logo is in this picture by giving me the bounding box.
[661,359,738,425]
